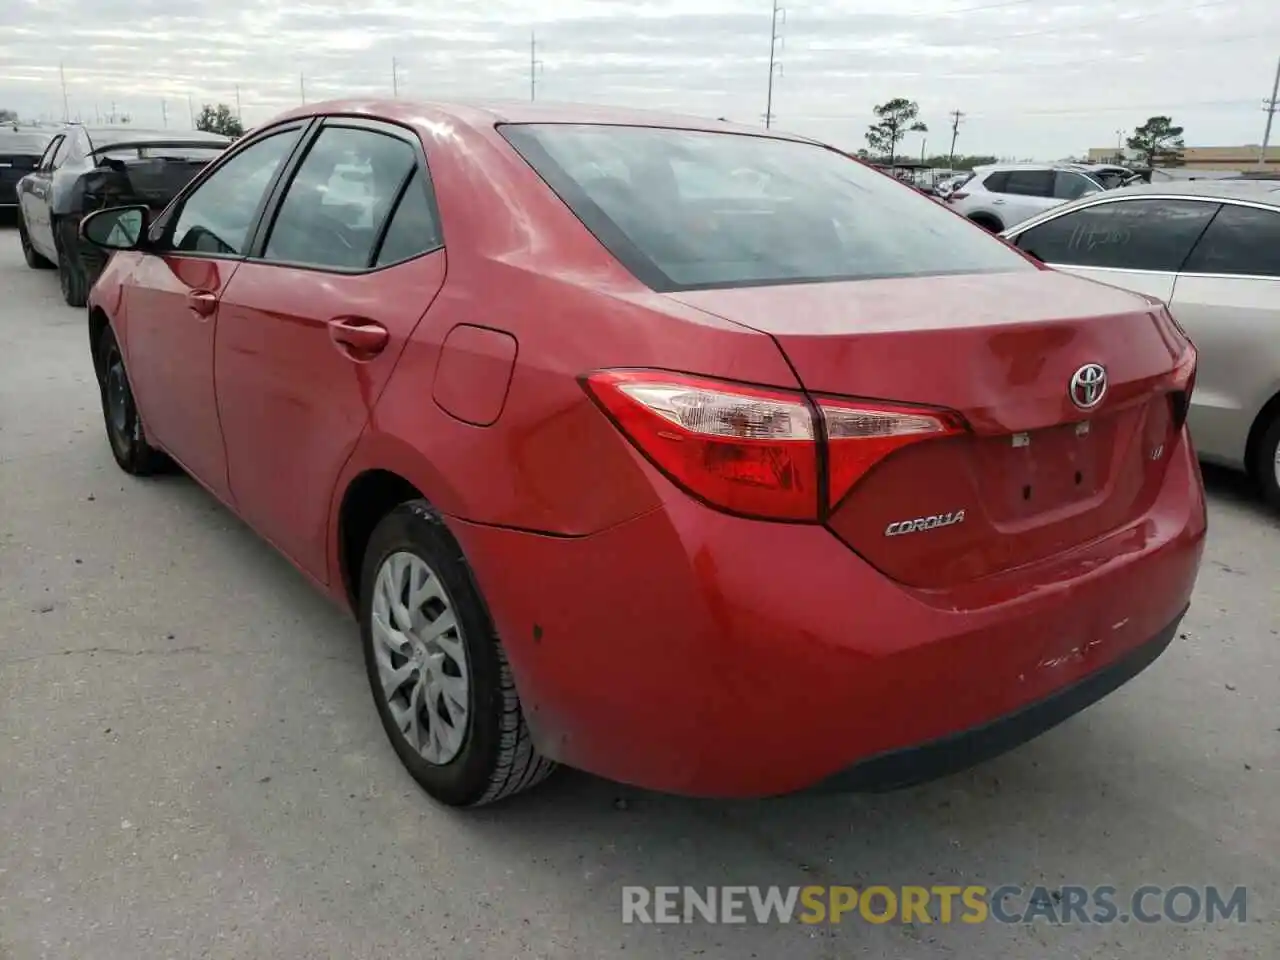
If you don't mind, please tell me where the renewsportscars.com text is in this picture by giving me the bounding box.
[621,884,1247,926]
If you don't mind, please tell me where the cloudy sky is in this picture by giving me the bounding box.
[0,0,1275,158]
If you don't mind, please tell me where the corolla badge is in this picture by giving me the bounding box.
[1069,363,1107,410]
[884,511,966,537]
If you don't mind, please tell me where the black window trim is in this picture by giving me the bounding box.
[36,135,64,171]
[1001,193,1280,275]
[150,118,317,262]
[244,114,445,276]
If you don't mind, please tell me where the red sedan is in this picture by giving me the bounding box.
[79,100,1205,807]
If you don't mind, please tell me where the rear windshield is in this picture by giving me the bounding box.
[0,132,52,155]
[501,123,1031,292]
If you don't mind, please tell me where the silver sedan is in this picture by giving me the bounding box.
[1002,180,1280,507]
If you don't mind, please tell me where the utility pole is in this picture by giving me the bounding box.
[235,84,242,122]
[59,62,70,122]
[947,109,964,170]
[530,32,543,101]
[392,56,400,96]
[160,99,167,127]
[300,72,306,105]
[1260,55,1280,169]
[187,94,195,129]
[764,0,785,129]
[920,137,926,165]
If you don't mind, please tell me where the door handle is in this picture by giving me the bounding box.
[186,289,218,317]
[991,198,1005,204]
[329,317,389,358]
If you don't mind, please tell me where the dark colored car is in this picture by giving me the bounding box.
[79,100,1204,808]
[16,124,229,306]
[0,126,53,210]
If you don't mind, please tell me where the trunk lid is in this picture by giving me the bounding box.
[82,156,216,209]
[670,270,1190,587]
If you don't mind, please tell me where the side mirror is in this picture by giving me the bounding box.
[80,205,149,251]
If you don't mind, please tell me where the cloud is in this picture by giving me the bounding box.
[0,0,1274,158]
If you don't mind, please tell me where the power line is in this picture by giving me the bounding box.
[948,109,965,168]
[530,31,544,102]
[764,0,784,129]
[1260,55,1280,168]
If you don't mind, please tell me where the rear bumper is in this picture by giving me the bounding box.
[816,606,1184,792]
[451,430,1206,798]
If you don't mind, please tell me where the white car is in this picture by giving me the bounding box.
[945,163,1105,232]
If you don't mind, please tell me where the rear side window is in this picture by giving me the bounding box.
[263,126,417,270]
[1181,204,1280,278]
[501,124,1031,292]
[375,177,443,267]
[980,171,1008,192]
[1013,198,1219,272]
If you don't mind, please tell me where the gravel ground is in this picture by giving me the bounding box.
[1,222,1276,959]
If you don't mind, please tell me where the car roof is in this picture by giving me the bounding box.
[264,98,808,141]
[0,129,54,152]
[972,163,1076,173]
[75,125,231,147]
[1084,179,1280,205]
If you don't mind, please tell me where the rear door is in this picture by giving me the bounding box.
[1008,196,1221,304]
[213,119,446,581]
[998,169,1056,227]
[1168,202,1280,466]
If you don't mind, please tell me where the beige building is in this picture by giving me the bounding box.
[1086,144,1280,171]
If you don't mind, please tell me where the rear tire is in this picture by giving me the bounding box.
[1254,413,1280,509]
[17,214,53,269]
[359,500,556,807]
[94,326,168,476]
[968,214,1004,233]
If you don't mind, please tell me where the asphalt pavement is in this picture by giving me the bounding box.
[1,223,1276,959]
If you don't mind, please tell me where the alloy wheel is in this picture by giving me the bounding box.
[370,551,471,765]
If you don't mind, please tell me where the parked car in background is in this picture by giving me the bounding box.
[0,125,53,212]
[1066,162,1137,189]
[78,100,1203,808]
[946,163,1105,231]
[16,124,229,306]
[1003,180,1280,506]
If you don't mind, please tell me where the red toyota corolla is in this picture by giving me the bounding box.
[79,100,1206,807]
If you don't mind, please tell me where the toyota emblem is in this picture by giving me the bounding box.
[1069,363,1107,410]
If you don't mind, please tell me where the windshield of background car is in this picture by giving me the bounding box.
[501,124,1032,291]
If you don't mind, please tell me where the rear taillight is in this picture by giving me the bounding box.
[1168,342,1198,430]
[582,370,964,521]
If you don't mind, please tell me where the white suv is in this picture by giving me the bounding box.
[945,163,1105,231]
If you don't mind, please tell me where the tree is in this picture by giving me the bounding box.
[866,98,927,164]
[0,108,17,123]
[195,102,244,138]
[1127,116,1185,167]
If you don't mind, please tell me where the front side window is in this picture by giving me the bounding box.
[502,124,1032,292]
[1053,171,1098,201]
[1013,199,1219,272]
[1181,204,1280,278]
[1002,170,1055,197]
[37,136,62,170]
[170,130,299,256]
[263,126,418,269]
[48,136,70,170]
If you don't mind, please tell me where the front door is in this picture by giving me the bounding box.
[20,135,63,258]
[125,128,303,501]
[214,120,446,581]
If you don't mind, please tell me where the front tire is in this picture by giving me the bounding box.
[360,500,556,807]
[95,326,168,476]
[1255,413,1280,509]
